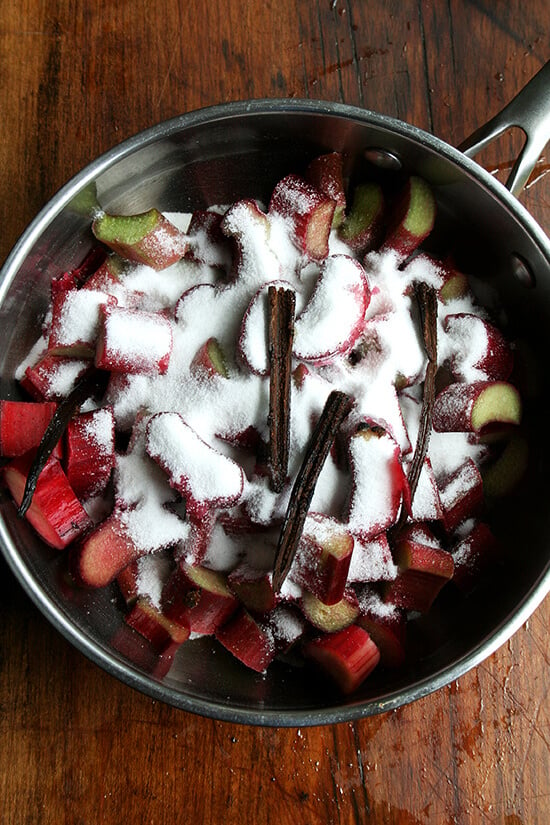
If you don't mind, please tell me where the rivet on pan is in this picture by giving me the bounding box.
[510,254,536,288]
[363,148,402,171]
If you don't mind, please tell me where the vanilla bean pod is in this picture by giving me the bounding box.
[267,285,295,493]
[395,282,438,530]
[272,390,353,593]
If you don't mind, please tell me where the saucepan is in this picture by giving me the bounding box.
[0,63,549,726]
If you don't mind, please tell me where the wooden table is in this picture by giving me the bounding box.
[1,2,549,823]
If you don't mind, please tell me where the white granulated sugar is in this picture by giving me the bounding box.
[163,212,193,233]
[45,359,90,397]
[347,432,402,539]
[347,535,397,582]
[293,255,368,360]
[104,307,172,363]
[136,553,173,609]
[146,413,244,505]
[221,200,282,288]
[55,289,110,347]
[428,430,486,480]
[200,521,242,571]
[15,335,47,380]
[441,313,490,381]
[356,584,399,619]
[410,460,441,521]
[269,605,304,643]
[122,258,218,311]
[82,407,114,454]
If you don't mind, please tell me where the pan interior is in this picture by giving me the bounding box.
[1,104,549,724]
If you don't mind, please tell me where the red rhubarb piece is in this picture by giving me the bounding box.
[70,511,142,587]
[95,305,173,374]
[384,524,454,613]
[190,337,229,379]
[339,181,385,255]
[3,453,92,550]
[65,407,116,499]
[0,400,57,457]
[443,313,514,381]
[355,585,406,667]
[125,597,190,652]
[450,521,500,592]
[50,246,107,300]
[302,624,381,694]
[381,175,436,260]
[438,458,483,534]
[228,562,277,615]
[21,353,90,401]
[221,199,281,284]
[215,607,276,673]
[289,513,354,605]
[161,561,238,634]
[305,152,347,227]
[300,587,360,633]
[269,174,336,261]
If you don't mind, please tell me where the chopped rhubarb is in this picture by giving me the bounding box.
[70,511,142,587]
[162,561,238,634]
[302,624,380,694]
[215,608,276,673]
[300,588,359,633]
[339,182,385,255]
[92,209,188,270]
[269,174,336,261]
[21,353,90,401]
[190,337,229,379]
[48,289,117,357]
[95,305,173,374]
[289,513,354,605]
[450,521,500,591]
[125,597,190,652]
[381,176,436,260]
[385,525,454,613]
[65,407,115,499]
[438,458,483,534]
[356,585,406,667]
[4,454,91,550]
[305,152,346,227]
[0,400,57,457]
[347,427,406,541]
[432,381,522,435]
[293,255,370,363]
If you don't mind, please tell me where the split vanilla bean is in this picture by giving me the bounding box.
[396,282,438,530]
[18,368,109,518]
[267,285,296,493]
[272,390,354,593]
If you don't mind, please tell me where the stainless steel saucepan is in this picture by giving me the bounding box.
[0,63,549,726]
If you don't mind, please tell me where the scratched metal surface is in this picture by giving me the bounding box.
[0,1,549,823]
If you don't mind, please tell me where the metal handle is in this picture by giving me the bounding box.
[458,61,550,196]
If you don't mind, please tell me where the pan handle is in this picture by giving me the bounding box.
[458,61,550,197]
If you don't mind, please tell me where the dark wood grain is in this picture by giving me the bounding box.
[1,2,549,823]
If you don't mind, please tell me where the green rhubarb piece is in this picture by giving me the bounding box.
[92,209,161,247]
[402,176,436,236]
[339,182,383,242]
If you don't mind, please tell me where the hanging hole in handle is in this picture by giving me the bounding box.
[467,127,528,189]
